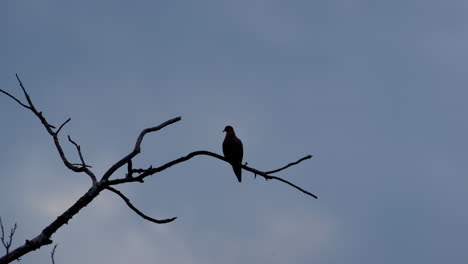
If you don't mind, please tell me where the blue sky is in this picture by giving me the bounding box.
[1,1,468,263]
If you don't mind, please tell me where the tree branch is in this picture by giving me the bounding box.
[56,118,71,135]
[126,160,133,179]
[0,74,94,177]
[68,135,97,183]
[16,74,34,111]
[265,155,313,174]
[108,151,317,199]
[106,187,177,224]
[100,116,181,182]
[0,218,17,256]
[0,89,30,109]
[0,184,102,264]
[50,244,57,264]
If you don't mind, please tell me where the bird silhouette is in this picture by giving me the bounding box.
[223,125,243,182]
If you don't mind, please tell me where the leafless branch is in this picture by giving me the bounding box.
[100,116,182,182]
[0,74,94,176]
[68,135,97,183]
[0,183,100,264]
[106,187,177,224]
[108,151,317,199]
[0,115,182,264]
[56,118,71,135]
[0,90,30,109]
[265,155,313,174]
[0,218,17,255]
[50,244,57,264]
[15,74,34,110]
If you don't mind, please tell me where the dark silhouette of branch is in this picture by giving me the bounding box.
[106,187,177,224]
[0,116,182,263]
[0,89,30,109]
[100,116,182,182]
[126,160,133,179]
[108,151,317,199]
[0,74,316,263]
[67,135,97,183]
[56,118,71,135]
[265,155,313,174]
[0,218,17,255]
[50,244,57,264]
[0,184,100,264]
[0,74,92,176]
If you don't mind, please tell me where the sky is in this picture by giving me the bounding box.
[1,0,468,263]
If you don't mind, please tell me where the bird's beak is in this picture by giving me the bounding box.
[222,128,226,132]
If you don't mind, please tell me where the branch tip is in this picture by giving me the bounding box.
[106,187,177,224]
[56,118,71,134]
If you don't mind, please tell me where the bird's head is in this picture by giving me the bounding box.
[223,125,234,133]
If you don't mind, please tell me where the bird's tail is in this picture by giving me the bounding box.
[232,164,242,182]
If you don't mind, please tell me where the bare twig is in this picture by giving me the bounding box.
[106,187,177,224]
[50,244,57,264]
[1,74,93,176]
[68,135,97,183]
[56,118,71,135]
[108,151,317,199]
[15,74,34,109]
[265,155,313,174]
[0,218,17,255]
[0,90,30,109]
[260,174,317,198]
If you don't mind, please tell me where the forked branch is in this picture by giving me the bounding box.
[0,74,94,179]
[68,135,97,183]
[0,218,17,256]
[100,116,182,182]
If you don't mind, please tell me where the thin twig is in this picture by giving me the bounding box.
[2,75,97,181]
[0,90,31,109]
[15,74,34,110]
[67,136,86,167]
[106,187,177,224]
[56,118,71,135]
[262,175,317,198]
[68,135,97,183]
[8,75,85,172]
[265,155,313,174]
[0,218,17,255]
[50,244,57,264]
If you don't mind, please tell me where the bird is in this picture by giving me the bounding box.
[222,125,243,182]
